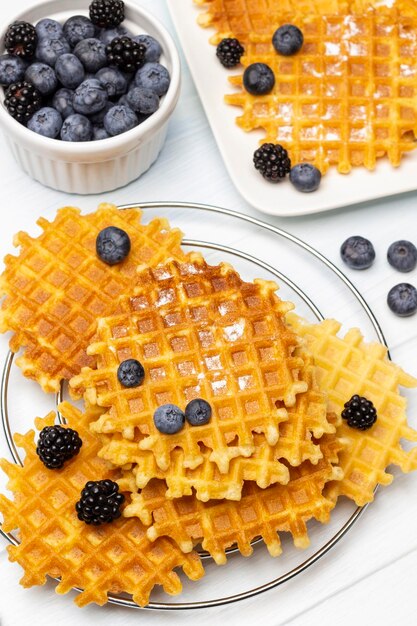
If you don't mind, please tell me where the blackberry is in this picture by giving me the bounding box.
[216,38,244,68]
[36,425,82,469]
[253,143,291,182]
[89,0,125,29]
[76,479,125,525]
[4,81,42,124]
[106,36,146,72]
[5,21,38,60]
[341,395,377,431]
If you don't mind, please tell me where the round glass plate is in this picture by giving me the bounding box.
[0,202,386,610]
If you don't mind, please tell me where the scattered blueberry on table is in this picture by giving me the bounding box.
[340,236,376,270]
[0,0,170,141]
[387,240,417,273]
[340,236,417,316]
[387,283,417,317]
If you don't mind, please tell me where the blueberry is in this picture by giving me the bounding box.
[153,404,185,435]
[74,38,107,73]
[387,240,417,273]
[96,226,131,265]
[35,19,63,41]
[52,88,75,119]
[25,62,58,96]
[88,101,113,125]
[117,359,144,387]
[387,283,417,317]
[132,34,162,62]
[272,24,304,56]
[93,125,110,140]
[126,87,159,115]
[340,236,375,270]
[103,104,138,136]
[118,94,129,106]
[73,78,108,115]
[0,54,27,86]
[27,106,62,138]
[99,26,130,46]
[185,399,212,427]
[135,62,170,96]
[289,163,321,192]
[61,113,93,141]
[96,66,127,98]
[243,62,275,95]
[63,16,96,48]
[55,54,85,89]
[36,37,70,67]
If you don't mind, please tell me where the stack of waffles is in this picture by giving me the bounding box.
[195,0,417,174]
[0,204,416,607]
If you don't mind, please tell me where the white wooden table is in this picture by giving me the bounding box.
[0,1,416,624]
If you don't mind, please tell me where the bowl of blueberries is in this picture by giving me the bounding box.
[0,0,180,193]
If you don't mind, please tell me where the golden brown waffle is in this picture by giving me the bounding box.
[122,418,343,564]
[225,9,417,174]
[0,204,185,392]
[195,0,349,45]
[71,255,308,474]
[106,357,333,501]
[288,316,417,506]
[0,402,203,607]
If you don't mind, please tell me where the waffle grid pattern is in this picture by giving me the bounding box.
[0,403,203,607]
[194,0,348,44]
[225,11,417,173]
[289,316,417,505]
[0,204,185,392]
[123,426,343,564]
[72,257,307,473]
[108,359,333,502]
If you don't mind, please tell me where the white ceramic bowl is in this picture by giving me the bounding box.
[0,0,181,193]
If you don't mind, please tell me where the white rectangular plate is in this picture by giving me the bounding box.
[167,0,417,217]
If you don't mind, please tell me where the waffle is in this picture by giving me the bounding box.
[225,9,417,174]
[194,0,349,45]
[71,256,308,473]
[107,356,333,501]
[0,402,203,607]
[288,316,417,506]
[0,204,185,393]
[122,417,343,564]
